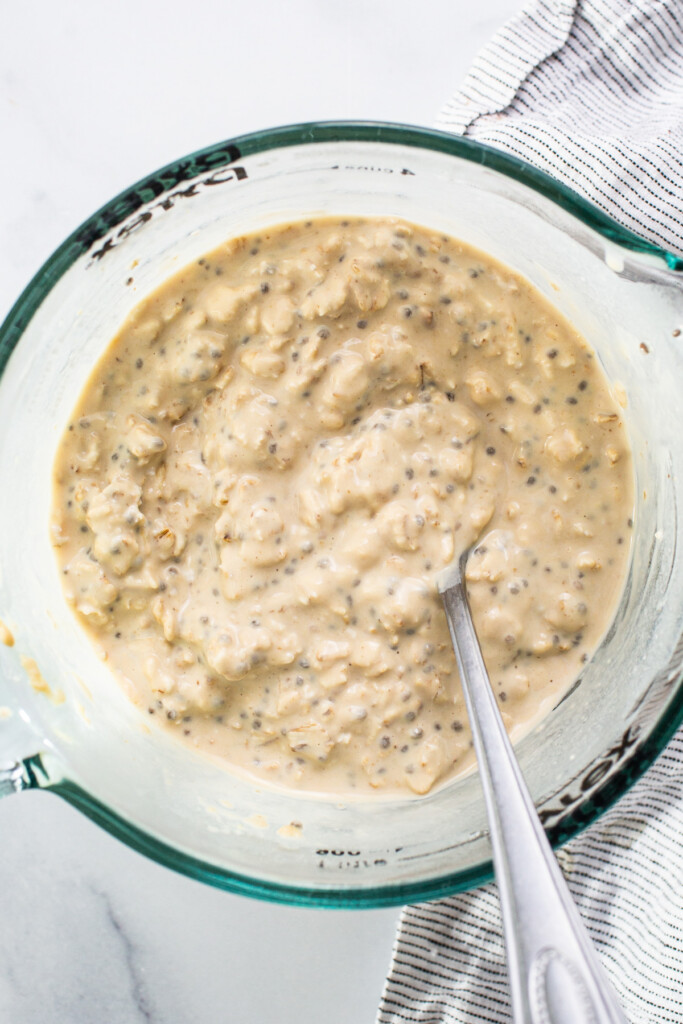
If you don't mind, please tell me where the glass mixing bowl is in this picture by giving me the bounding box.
[1,122,682,908]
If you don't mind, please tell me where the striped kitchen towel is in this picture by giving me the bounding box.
[378,2,683,1022]
[438,0,683,257]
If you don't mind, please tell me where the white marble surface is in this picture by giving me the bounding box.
[0,2,518,1021]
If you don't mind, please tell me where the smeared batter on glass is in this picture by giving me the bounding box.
[52,218,633,794]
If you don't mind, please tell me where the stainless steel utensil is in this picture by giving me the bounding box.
[439,550,628,1024]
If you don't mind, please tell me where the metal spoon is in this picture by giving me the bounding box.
[438,549,628,1024]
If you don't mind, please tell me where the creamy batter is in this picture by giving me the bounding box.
[51,217,633,795]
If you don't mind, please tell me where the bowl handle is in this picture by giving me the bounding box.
[0,756,45,797]
[0,703,47,798]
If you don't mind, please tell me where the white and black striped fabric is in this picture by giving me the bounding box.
[437,0,683,257]
[379,3,683,1021]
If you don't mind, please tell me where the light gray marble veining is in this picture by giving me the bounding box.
[0,793,400,1024]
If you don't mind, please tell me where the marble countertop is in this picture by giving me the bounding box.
[0,2,517,1020]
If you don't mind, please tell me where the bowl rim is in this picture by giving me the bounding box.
[3,119,683,909]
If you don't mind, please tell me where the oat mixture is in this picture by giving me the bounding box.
[51,218,633,794]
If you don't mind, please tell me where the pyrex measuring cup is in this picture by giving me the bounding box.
[1,123,682,907]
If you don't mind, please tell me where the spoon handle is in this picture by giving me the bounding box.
[440,562,628,1024]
